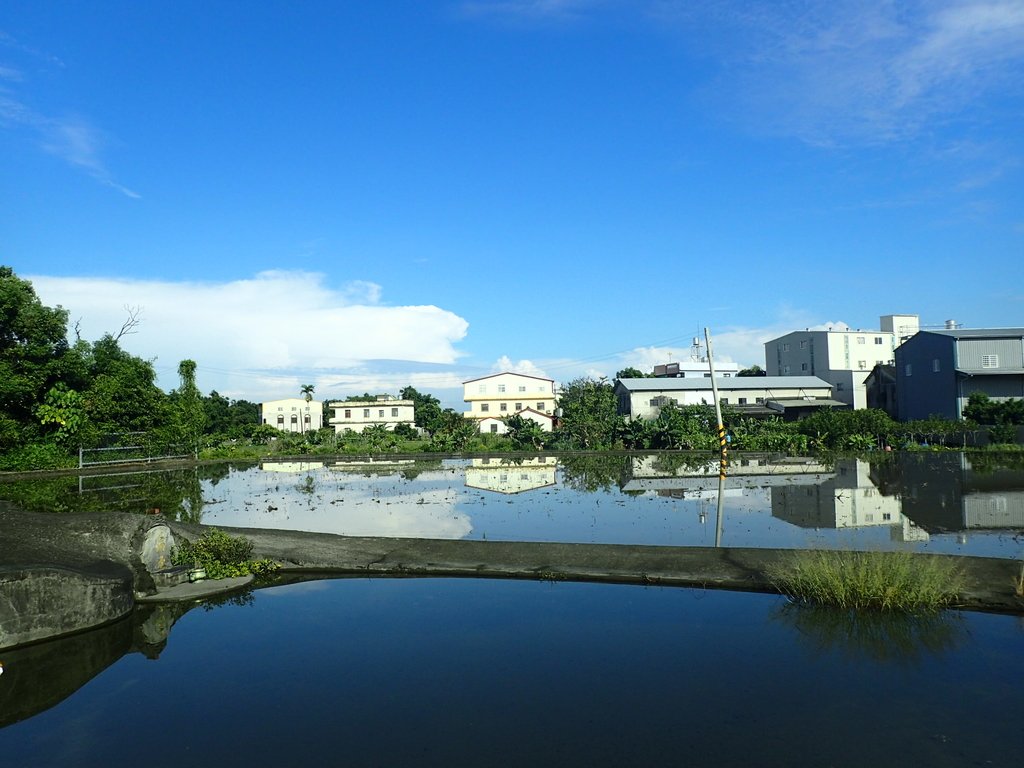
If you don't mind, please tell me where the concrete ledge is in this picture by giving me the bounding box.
[0,564,135,649]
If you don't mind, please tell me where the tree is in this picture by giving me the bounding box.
[300,384,315,433]
[737,365,767,377]
[553,377,620,449]
[615,367,648,380]
[169,360,206,454]
[0,266,72,450]
[401,385,444,433]
[427,409,478,451]
[502,413,547,450]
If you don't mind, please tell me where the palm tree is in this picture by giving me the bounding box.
[300,384,315,433]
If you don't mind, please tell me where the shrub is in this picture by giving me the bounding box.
[173,528,278,580]
[767,550,964,613]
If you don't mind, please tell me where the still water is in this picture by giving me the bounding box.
[3,452,1022,558]
[2,578,1022,767]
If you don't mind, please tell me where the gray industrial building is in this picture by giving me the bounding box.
[894,327,1024,420]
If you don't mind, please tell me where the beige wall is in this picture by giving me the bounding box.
[329,399,415,434]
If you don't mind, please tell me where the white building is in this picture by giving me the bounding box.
[259,398,324,433]
[463,372,557,434]
[328,395,416,434]
[651,337,740,378]
[614,376,836,420]
[764,314,919,409]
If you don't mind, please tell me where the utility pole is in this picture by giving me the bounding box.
[704,327,728,547]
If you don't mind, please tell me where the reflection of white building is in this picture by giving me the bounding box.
[622,455,833,494]
[463,372,556,434]
[328,395,415,434]
[259,398,323,432]
[260,461,325,473]
[466,456,557,494]
[771,459,927,541]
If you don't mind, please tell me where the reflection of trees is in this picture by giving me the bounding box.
[772,603,966,664]
[0,466,218,522]
[558,453,631,492]
[966,451,1024,474]
[649,452,718,476]
[398,460,444,481]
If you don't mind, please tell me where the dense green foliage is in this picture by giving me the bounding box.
[172,527,279,580]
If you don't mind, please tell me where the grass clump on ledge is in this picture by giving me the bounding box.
[767,550,964,614]
[172,528,279,580]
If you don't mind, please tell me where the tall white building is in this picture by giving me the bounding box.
[463,372,556,434]
[764,314,918,409]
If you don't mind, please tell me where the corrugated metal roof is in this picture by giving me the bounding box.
[925,328,1024,339]
[615,376,831,392]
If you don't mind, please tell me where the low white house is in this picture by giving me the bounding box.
[614,376,837,420]
[259,398,323,433]
[328,395,416,434]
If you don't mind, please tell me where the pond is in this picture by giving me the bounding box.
[1,578,1022,767]
[3,452,1022,558]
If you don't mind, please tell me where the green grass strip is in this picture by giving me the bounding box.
[767,550,965,614]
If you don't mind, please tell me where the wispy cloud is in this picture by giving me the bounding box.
[459,0,599,21]
[0,31,137,197]
[29,271,470,401]
[656,0,1024,145]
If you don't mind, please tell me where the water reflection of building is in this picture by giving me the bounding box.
[466,457,557,494]
[770,459,927,541]
[873,453,1024,533]
[621,455,834,498]
[259,461,325,473]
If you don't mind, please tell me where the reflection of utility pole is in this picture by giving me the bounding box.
[705,328,728,547]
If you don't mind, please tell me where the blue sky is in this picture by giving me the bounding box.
[3,1,1023,408]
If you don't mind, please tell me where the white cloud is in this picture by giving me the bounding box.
[491,355,550,379]
[29,271,470,401]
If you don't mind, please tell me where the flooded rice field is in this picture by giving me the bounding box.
[3,452,1022,558]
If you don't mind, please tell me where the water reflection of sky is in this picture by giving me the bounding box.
[186,457,1024,559]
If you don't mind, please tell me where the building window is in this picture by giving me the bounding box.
[363,409,370,417]
[801,363,808,371]
[799,340,807,349]
[497,384,506,393]
[981,354,999,368]
[277,416,284,425]
[490,424,498,433]
[344,409,351,418]
[720,398,728,404]
[858,360,867,370]
[932,359,940,372]
[481,403,489,412]
[290,415,297,423]
[905,364,912,377]
[755,397,764,404]
[536,402,545,410]
[783,343,790,351]
[518,385,526,392]
[875,337,883,344]
[703,373,711,378]
[378,409,385,417]
[836,382,844,391]
[783,365,791,374]
[515,402,522,410]
[857,336,865,344]
[478,384,486,393]
[500,403,508,412]
[391,407,399,417]
[738,397,747,405]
